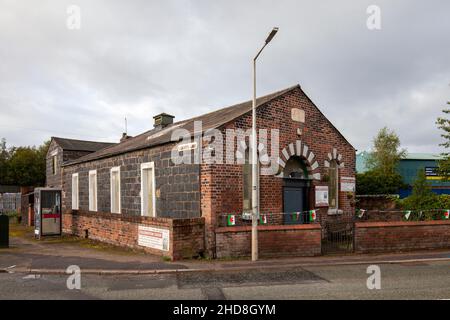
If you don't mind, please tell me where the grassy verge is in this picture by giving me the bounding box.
[8,222,150,257]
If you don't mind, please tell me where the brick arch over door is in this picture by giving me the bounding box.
[275,140,320,180]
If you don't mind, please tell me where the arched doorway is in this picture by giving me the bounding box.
[282,156,312,224]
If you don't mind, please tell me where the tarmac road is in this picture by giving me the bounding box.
[1,260,449,300]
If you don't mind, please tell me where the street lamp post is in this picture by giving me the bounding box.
[251,27,278,262]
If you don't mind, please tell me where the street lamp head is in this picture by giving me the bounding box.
[265,27,279,44]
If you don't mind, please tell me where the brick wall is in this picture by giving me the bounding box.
[355,220,450,253]
[62,143,200,218]
[201,86,356,256]
[356,195,397,210]
[215,224,322,258]
[63,210,205,260]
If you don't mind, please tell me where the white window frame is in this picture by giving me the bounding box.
[141,162,156,217]
[71,173,79,210]
[110,166,121,214]
[88,170,98,212]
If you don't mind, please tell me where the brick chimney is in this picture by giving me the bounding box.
[153,113,175,130]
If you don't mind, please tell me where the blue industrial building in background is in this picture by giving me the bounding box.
[356,152,450,198]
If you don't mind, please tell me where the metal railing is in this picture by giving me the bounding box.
[0,193,21,214]
[355,208,450,222]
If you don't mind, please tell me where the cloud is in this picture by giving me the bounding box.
[0,0,449,153]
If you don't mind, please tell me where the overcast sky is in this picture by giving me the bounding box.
[1,0,449,153]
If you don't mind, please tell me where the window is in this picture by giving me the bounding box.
[243,148,258,212]
[243,162,252,211]
[328,160,339,209]
[141,162,156,217]
[89,170,97,212]
[52,155,57,175]
[110,167,121,214]
[71,173,79,210]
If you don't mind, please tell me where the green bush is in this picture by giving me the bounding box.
[356,171,406,195]
[394,170,449,220]
[398,194,450,211]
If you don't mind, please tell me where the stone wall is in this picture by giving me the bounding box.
[62,143,201,218]
[46,140,93,189]
[46,140,63,189]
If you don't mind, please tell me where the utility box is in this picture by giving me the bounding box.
[0,214,8,248]
[34,188,62,239]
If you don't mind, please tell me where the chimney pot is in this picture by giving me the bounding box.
[120,132,132,142]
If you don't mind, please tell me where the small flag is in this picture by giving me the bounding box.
[358,209,366,218]
[259,214,267,225]
[291,212,300,221]
[404,210,411,220]
[309,210,317,221]
[227,215,236,226]
[444,210,449,219]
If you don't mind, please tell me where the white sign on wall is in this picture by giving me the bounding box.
[138,225,170,251]
[341,177,356,192]
[315,186,329,207]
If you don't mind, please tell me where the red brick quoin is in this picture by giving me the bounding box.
[201,86,356,257]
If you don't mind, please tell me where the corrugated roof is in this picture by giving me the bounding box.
[52,137,116,152]
[63,85,300,166]
[356,151,444,174]
[403,153,444,160]
[0,185,21,193]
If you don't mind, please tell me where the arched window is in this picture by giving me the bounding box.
[328,160,339,209]
[243,147,259,212]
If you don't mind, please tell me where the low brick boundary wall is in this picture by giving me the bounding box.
[215,224,322,259]
[355,220,450,253]
[63,210,205,261]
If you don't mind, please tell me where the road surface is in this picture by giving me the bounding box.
[1,260,449,300]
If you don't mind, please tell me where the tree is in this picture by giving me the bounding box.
[366,127,407,175]
[436,103,450,180]
[356,127,407,195]
[399,169,440,217]
[410,169,433,201]
[0,140,50,187]
[356,171,405,195]
[0,138,11,184]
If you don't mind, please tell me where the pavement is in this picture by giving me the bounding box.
[1,226,450,275]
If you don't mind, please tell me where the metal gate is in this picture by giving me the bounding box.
[322,217,355,254]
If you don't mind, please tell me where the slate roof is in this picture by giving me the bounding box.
[63,84,354,166]
[52,137,116,152]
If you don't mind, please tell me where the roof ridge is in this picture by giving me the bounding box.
[63,84,301,166]
[52,136,115,144]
